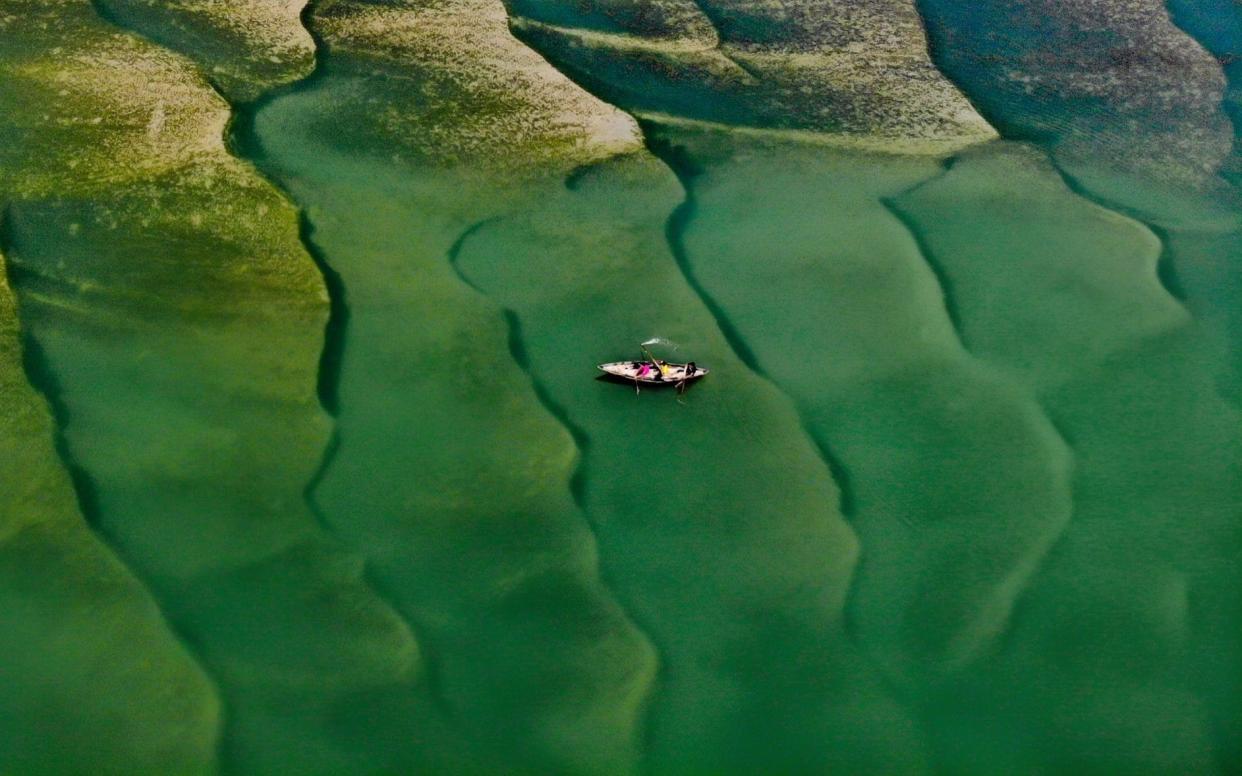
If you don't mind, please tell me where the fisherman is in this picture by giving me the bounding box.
[686,361,696,377]
[639,344,665,382]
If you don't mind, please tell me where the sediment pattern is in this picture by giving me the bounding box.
[0,1,422,771]
[2,0,1242,771]
[451,155,926,774]
[509,0,1077,707]
[912,0,1242,396]
[253,0,928,771]
[254,1,660,772]
[92,0,315,101]
[906,10,1242,762]
[518,4,1242,769]
[0,243,219,774]
[916,0,1231,187]
[893,142,1242,772]
[1150,0,1242,410]
[505,0,996,152]
[903,15,1242,764]
[649,131,1074,682]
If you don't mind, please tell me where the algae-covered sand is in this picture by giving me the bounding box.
[1,0,1241,773]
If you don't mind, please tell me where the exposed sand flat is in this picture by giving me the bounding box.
[0,253,220,775]
[918,0,1231,183]
[700,0,994,147]
[1167,0,1242,180]
[505,0,995,152]
[507,0,719,44]
[95,0,315,101]
[510,16,724,57]
[0,9,227,195]
[638,108,989,155]
[696,0,937,51]
[314,0,643,172]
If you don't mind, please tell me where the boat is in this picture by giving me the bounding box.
[597,360,708,384]
[597,343,708,389]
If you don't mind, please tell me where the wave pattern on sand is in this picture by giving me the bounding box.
[505,0,1076,703]
[89,0,315,102]
[248,1,666,771]
[906,12,1242,763]
[249,0,934,772]
[648,132,1075,686]
[0,230,220,774]
[894,142,1241,773]
[0,2,425,772]
[505,0,996,152]
[916,0,1231,187]
[3,0,1241,771]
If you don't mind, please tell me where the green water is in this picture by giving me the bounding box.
[2,0,1242,773]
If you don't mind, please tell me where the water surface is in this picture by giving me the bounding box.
[2,0,1241,772]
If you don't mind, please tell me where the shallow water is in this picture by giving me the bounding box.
[2,0,1242,773]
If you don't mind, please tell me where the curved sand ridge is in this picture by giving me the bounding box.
[249,0,929,771]
[0,11,226,196]
[508,0,1074,691]
[0,1,426,771]
[93,0,315,101]
[252,1,663,771]
[1166,0,1242,186]
[649,129,1074,682]
[894,145,1189,387]
[893,142,1242,773]
[507,0,718,44]
[917,0,1232,188]
[314,0,643,173]
[448,159,927,773]
[506,0,996,153]
[1162,0,1242,440]
[918,0,1242,498]
[0,251,219,773]
[879,1,1242,721]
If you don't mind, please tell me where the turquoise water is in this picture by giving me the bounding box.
[2,0,1242,773]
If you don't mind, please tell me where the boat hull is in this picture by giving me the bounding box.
[597,361,708,384]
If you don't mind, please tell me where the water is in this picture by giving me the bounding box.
[2,0,1242,773]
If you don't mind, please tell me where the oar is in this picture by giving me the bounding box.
[675,362,695,394]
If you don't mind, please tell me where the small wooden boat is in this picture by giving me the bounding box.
[597,360,708,384]
[598,343,708,389]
